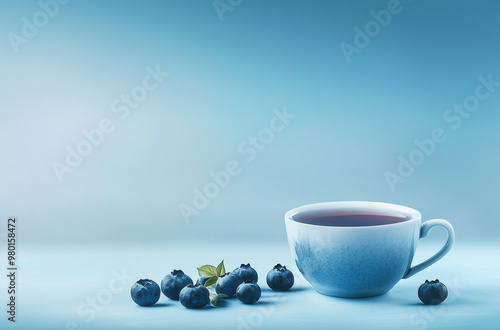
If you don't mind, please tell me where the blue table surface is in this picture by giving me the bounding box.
[2,240,499,330]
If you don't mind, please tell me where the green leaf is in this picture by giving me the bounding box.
[204,276,218,288]
[210,293,229,306]
[206,286,216,296]
[197,265,218,277]
[216,260,225,276]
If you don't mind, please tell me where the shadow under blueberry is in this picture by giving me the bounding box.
[406,302,428,306]
[286,287,309,293]
[260,286,309,294]
[176,305,217,311]
[140,302,169,308]
[402,296,472,307]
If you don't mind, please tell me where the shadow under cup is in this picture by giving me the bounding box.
[284,202,452,298]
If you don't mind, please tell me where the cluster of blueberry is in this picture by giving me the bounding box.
[130,263,294,309]
[130,267,446,308]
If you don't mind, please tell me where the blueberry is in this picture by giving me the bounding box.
[266,264,294,291]
[233,263,258,283]
[179,284,210,309]
[418,279,448,305]
[236,280,261,304]
[196,276,212,286]
[130,279,161,306]
[215,272,243,297]
[161,270,193,300]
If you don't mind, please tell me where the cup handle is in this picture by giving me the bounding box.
[402,219,455,279]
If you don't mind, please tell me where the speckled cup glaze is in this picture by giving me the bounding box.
[285,202,455,298]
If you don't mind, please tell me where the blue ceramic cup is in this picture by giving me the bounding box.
[285,201,455,298]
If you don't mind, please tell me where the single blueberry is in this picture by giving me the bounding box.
[233,263,258,283]
[236,280,261,304]
[196,276,212,286]
[418,279,448,305]
[130,279,161,306]
[215,272,243,298]
[266,264,294,291]
[161,269,193,300]
[179,283,210,309]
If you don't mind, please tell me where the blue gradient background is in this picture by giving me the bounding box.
[1,1,500,329]
[2,0,499,245]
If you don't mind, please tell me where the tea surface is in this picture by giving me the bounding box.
[292,210,410,226]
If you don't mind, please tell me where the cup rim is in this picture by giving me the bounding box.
[285,201,421,228]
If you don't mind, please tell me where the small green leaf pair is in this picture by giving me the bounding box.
[197,260,225,277]
[197,260,227,305]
